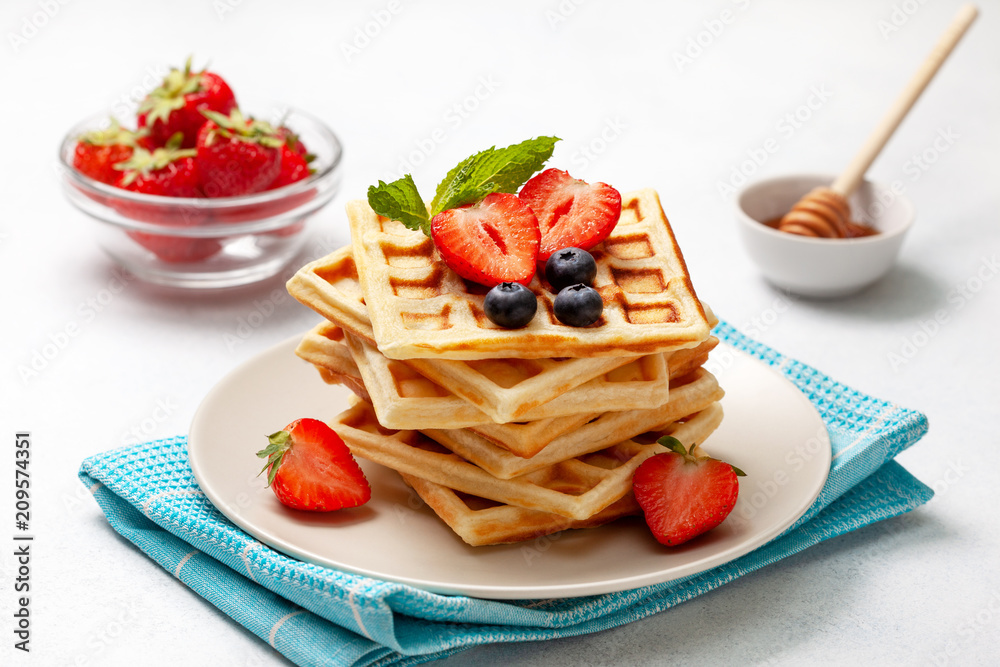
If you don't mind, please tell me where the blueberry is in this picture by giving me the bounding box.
[545,247,597,292]
[554,284,603,327]
[484,282,537,328]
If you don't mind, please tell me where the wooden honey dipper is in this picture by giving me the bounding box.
[778,4,978,238]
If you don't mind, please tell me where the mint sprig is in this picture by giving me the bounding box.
[366,174,431,234]
[429,136,560,214]
[366,136,559,236]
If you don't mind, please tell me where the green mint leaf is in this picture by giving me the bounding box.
[367,174,431,236]
[430,136,560,215]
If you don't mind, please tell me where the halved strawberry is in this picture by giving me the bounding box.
[430,193,540,287]
[256,418,371,512]
[138,58,236,148]
[518,168,622,262]
[632,436,744,547]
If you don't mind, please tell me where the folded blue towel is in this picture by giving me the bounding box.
[79,322,932,667]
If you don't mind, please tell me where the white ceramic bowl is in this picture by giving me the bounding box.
[735,174,915,297]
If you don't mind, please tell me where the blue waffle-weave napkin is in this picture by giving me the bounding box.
[79,322,932,667]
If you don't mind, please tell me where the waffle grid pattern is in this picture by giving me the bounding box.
[330,398,690,521]
[346,190,712,360]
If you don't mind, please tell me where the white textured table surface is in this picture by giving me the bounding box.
[3,1,999,665]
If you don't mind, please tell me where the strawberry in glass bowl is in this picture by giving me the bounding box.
[59,59,342,289]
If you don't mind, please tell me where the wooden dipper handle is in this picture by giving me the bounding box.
[831,4,978,197]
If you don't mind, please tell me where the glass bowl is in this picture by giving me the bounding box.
[59,105,343,289]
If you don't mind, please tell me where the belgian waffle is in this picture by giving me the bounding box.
[331,397,722,521]
[288,250,643,411]
[289,184,725,543]
[293,322,360,386]
[394,406,724,546]
[399,475,641,547]
[287,246,373,343]
[294,322,372,402]
[296,321,716,437]
[424,377,724,478]
[299,188,710,360]
[345,331,673,427]
[295,323,598,455]
[410,335,716,424]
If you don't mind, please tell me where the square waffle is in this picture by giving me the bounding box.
[293,322,371,402]
[395,405,724,546]
[424,374,724,478]
[296,321,716,436]
[287,248,641,413]
[345,331,674,427]
[410,331,714,423]
[399,475,641,547]
[295,323,598,454]
[344,188,711,360]
[330,397,720,521]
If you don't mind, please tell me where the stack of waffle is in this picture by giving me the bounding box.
[287,189,724,546]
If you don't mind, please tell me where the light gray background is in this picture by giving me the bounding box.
[3,1,998,665]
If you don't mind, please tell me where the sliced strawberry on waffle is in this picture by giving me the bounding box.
[518,168,622,262]
[257,418,371,512]
[430,193,540,286]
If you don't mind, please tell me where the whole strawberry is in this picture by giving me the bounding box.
[112,138,220,261]
[114,139,201,197]
[632,436,745,547]
[137,58,236,148]
[277,126,309,158]
[72,119,148,185]
[196,109,284,197]
[125,232,222,264]
[257,418,371,511]
[267,138,312,190]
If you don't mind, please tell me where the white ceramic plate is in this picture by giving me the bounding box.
[189,337,830,600]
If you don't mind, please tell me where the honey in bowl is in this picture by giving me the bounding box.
[763,217,878,238]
